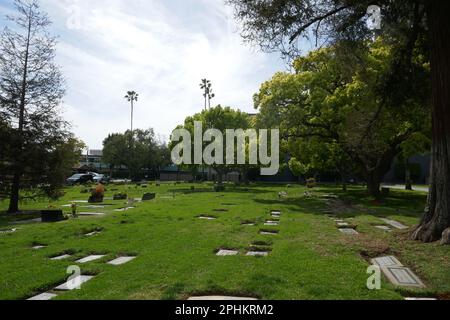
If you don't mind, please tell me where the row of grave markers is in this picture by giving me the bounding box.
[325,210,434,299]
[27,227,136,300]
[214,210,281,258]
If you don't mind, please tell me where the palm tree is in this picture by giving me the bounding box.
[200,79,215,110]
[124,91,139,132]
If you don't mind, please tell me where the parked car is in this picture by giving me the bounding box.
[89,172,109,183]
[66,174,94,185]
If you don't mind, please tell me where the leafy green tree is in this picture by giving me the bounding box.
[102,133,128,178]
[103,129,169,180]
[0,0,81,212]
[172,105,252,185]
[227,0,450,244]
[289,139,352,191]
[255,41,429,199]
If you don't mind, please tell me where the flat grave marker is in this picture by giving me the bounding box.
[264,221,279,226]
[216,249,239,256]
[380,218,408,230]
[78,212,105,216]
[114,207,135,212]
[260,230,279,236]
[371,256,403,267]
[246,251,269,257]
[76,255,105,264]
[107,256,136,266]
[198,216,217,220]
[337,222,349,227]
[51,254,72,261]
[85,231,100,237]
[375,225,392,232]
[381,266,425,288]
[54,275,95,291]
[27,292,57,301]
[32,245,47,250]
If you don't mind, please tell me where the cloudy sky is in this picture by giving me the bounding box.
[0,0,298,149]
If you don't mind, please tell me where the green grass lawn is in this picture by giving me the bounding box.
[0,183,448,300]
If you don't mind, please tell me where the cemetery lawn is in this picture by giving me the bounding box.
[0,183,449,300]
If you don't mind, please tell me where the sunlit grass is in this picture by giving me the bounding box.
[0,183,448,300]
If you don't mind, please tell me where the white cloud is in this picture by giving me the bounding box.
[23,0,285,148]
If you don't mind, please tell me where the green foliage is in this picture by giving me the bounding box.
[103,129,170,180]
[254,39,430,196]
[171,105,253,184]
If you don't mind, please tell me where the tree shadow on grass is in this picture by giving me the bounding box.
[167,187,272,195]
[253,186,426,219]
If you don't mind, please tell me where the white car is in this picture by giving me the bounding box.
[88,172,108,183]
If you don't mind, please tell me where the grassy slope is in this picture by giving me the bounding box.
[0,183,448,300]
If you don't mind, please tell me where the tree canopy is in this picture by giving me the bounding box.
[0,0,82,211]
[103,129,170,181]
[255,39,430,197]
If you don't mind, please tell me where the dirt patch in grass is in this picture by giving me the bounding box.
[353,234,392,262]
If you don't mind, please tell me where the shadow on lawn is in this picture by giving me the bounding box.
[167,186,272,195]
[253,186,427,219]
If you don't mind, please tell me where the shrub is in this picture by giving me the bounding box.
[306,178,316,189]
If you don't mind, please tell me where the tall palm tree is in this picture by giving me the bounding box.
[200,79,215,110]
[124,91,139,132]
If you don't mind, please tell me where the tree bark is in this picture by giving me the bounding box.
[8,11,32,214]
[405,158,413,190]
[366,173,381,199]
[412,0,450,242]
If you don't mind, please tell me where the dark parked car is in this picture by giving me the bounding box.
[67,174,94,185]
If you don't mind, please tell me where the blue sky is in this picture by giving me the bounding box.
[0,0,300,149]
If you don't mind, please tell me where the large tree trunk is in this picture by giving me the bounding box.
[7,173,20,213]
[405,158,413,190]
[412,1,450,243]
[366,173,381,199]
[7,15,31,214]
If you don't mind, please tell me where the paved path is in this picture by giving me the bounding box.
[382,184,429,193]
